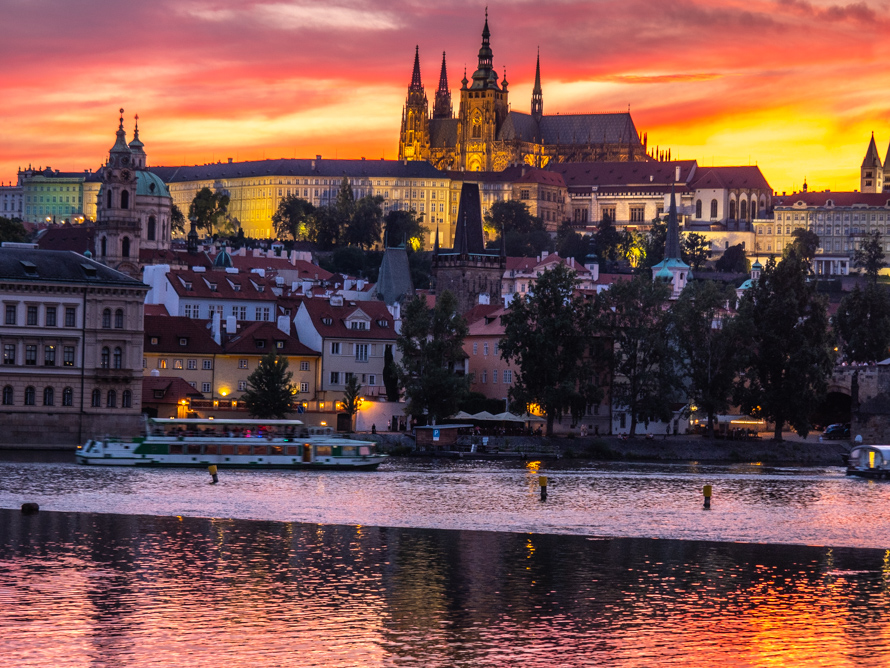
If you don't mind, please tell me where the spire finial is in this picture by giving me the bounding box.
[118,108,124,130]
[531,49,543,118]
[410,45,422,90]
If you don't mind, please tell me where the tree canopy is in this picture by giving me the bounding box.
[715,243,748,273]
[306,205,342,250]
[853,230,886,284]
[273,196,315,241]
[383,209,424,250]
[345,195,385,249]
[241,353,297,419]
[683,232,712,271]
[188,187,230,236]
[170,204,186,235]
[0,216,28,244]
[834,283,890,363]
[342,375,362,431]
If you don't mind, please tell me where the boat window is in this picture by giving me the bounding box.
[270,446,283,455]
[237,445,251,455]
[220,445,235,455]
[169,444,183,455]
[253,445,270,456]
[204,444,218,455]
[315,446,332,457]
[286,446,299,456]
[340,447,356,456]
[358,446,370,456]
[187,444,201,455]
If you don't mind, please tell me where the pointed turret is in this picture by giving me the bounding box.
[651,183,690,299]
[410,45,423,91]
[664,184,681,261]
[433,223,440,255]
[531,48,543,120]
[128,114,146,169]
[862,132,884,192]
[433,52,452,119]
[109,108,131,157]
[470,9,498,90]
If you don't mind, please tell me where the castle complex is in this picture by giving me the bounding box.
[398,13,649,172]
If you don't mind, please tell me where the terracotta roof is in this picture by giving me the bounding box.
[300,298,397,340]
[223,321,318,357]
[514,169,566,186]
[551,160,697,186]
[139,248,211,268]
[35,225,95,254]
[467,307,507,335]
[145,304,170,316]
[166,269,278,301]
[143,315,222,354]
[690,166,771,191]
[142,376,205,405]
[463,303,502,324]
[774,191,890,208]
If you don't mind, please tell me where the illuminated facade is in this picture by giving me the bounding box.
[17,167,90,223]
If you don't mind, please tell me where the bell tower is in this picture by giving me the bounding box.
[398,46,430,161]
[861,132,883,193]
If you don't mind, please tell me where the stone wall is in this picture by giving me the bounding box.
[0,412,144,448]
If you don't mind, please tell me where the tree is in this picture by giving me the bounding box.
[306,205,342,250]
[715,243,748,273]
[682,232,712,271]
[853,230,886,284]
[383,344,400,401]
[383,209,424,249]
[834,283,890,363]
[598,275,677,436]
[342,375,362,431]
[784,228,820,268]
[483,200,544,238]
[188,187,230,236]
[670,280,741,437]
[273,196,315,241]
[397,291,470,423]
[170,204,186,235]
[733,255,834,440]
[500,263,603,436]
[496,228,551,257]
[334,176,356,223]
[345,195,384,249]
[594,217,622,264]
[0,216,28,243]
[556,230,590,265]
[241,353,296,419]
[641,218,667,269]
[620,228,645,269]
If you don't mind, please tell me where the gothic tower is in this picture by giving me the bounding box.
[433,52,452,119]
[457,11,509,171]
[531,49,543,121]
[861,132,883,193]
[398,46,431,161]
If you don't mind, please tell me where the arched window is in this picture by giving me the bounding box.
[101,347,110,369]
[102,309,111,328]
[2,385,13,405]
[62,387,73,407]
[121,190,130,209]
[695,200,702,218]
[24,386,35,406]
[43,386,54,406]
[749,199,756,220]
[100,236,107,256]
[147,216,156,241]
[91,389,101,407]
[729,200,736,220]
[122,390,132,408]
[113,347,122,369]
[115,309,124,329]
[107,390,117,408]
[106,189,113,208]
[122,236,130,258]
[710,199,718,218]
[740,199,747,221]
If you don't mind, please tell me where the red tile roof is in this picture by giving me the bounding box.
[774,191,890,208]
[690,166,771,191]
[223,321,319,356]
[166,269,278,301]
[300,298,398,340]
[145,304,170,317]
[143,315,223,354]
[551,160,697,186]
[36,225,95,254]
[463,303,502,325]
[142,376,205,405]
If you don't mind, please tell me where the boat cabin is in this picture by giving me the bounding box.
[847,445,890,478]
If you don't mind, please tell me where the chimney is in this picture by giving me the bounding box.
[228,158,233,164]
[675,165,681,182]
[211,311,221,345]
[226,315,237,334]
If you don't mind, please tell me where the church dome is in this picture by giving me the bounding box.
[213,248,233,268]
[656,266,673,282]
[136,171,171,198]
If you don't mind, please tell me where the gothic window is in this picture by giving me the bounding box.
[695,200,702,218]
[2,385,12,405]
[106,189,112,208]
[472,114,482,139]
[740,200,747,221]
[122,237,130,257]
[24,386,35,406]
[729,200,736,220]
[107,390,116,408]
[710,200,718,218]
[147,216,156,241]
[121,190,129,209]
[122,390,132,408]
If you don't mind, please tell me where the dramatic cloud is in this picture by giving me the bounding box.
[1,0,890,192]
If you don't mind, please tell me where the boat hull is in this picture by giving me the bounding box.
[75,455,383,471]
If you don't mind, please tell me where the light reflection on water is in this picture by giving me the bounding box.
[2,510,890,667]
[1,457,889,549]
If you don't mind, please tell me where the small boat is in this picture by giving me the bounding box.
[76,418,387,471]
[846,444,890,479]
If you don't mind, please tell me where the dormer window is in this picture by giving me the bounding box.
[184,281,193,290]
[376,319,389,327]
[256,340,266,349]
[322,316,333,325]
[209,283,217,291]
[276,341,284,349]
[350,321,367,330]
[150,337,159,345]
[232,284,241,292]
[179,338,188,346]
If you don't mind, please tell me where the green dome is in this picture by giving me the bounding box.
[656,266,673,281]
[213,248,233,268]
[752,260,763,270]
[136,171,170,198]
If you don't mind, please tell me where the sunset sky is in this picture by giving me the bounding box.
[2,0,889,193]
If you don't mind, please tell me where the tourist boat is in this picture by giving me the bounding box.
[76,418,387,470]
[846,444,890,479]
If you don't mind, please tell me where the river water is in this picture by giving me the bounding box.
[2,456,890,666]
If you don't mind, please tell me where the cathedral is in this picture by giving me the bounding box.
[398,13,649,172]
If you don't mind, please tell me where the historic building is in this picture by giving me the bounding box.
[398,13,648,172]
[0,247,148,446]
[15,167,90,223]
[860,132,890,193]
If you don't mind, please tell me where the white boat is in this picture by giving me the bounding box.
[76,418,387,471]
[846,444,890,479]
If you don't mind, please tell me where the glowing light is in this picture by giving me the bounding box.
[320,421,327,426]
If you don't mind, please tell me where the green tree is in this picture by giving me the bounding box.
[834,283,890,363]
[670,281,741,437]
[383,344,400,402]
[241,353,296,419]
[594,216,622,264]
[682,232,712,271]
[342,375,362,431]
[598,275,677,436]
[383,209,424,249]
[784,228,820,268]
[495,228,552,257]
[556,230,590,265]
[334,176,356,222]
[500,263,603,436]
[307,205,342,250]
[641,218,668,269]
[170,204,186,235]
[188,187,230,237]
[733,255,834,440]
[0,216,28,243]
[853,230,886,284]
[715,243,748,273]
[345,195,384,249]
[273,195,315,241]
[483,199,544,238]
[397,291,470,423]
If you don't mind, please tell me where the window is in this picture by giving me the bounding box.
[107,390,116,408]
[43,387,54,406]
[46,306,57,327]
[300,382,309,393]
[27,305,37,326]
[174,359,183,370]
[493,342,499,355]
[710,200,718,218]
[256,340,265,349]
[5,304,16,325]
[25,345,37,366]
[276,341,284,350]
[256,307,271,321]
[44,345,56,366]
[157,358,167,369]
[121,190,129,209]
[115,309,124,328]
[504,370,512,384]
[91,389,101,407]
[630,206,645,222]
[331,342,341,355]
[102,309,111,328]
[300,361,309,371]
[4,344,15,365]
[483,342,489,356]
[238,380,247,391]
[24,386,35,406]
[350,321,367,330]
[62,387,73,407]
[330,371,340,385]
[520,189,530,200]
[202,382,211,393]
[187,359,197,370]
[695,200,702,218]
[239,359,249,369]
[101,347,110,368]
[147,216,156,241]
[473,343,478,355]
[122,390,132,408]
[202,359,213,370]
[356,344,368,362]
[492,369,498,384]
[3,385,13,405]
[368,374,377,386]
[111,348,122,369]
[481,370,487,384]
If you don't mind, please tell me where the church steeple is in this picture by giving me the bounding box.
[410,45,423,91]
[531,49,543,120]
[433,52,452,119]
[398,46,430,161]
[470,8,499,90]
[862,131,883,193]
[128,114,146,169]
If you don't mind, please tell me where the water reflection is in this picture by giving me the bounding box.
[2,510,890,667]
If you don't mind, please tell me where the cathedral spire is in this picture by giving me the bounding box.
[410,45,423,91]
[664,183,681,261]
[433,51,453,119]
[531,48,543,119]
